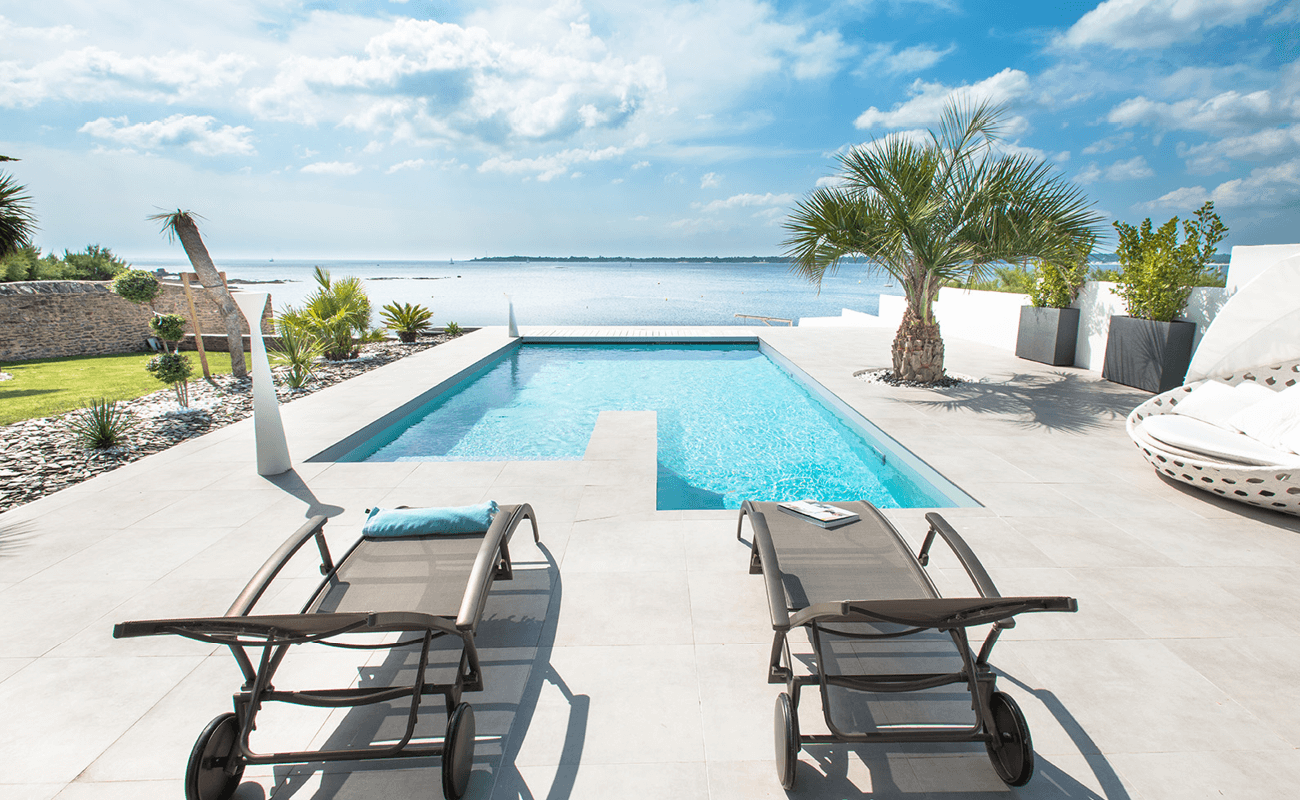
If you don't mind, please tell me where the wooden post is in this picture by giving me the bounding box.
[180,273,212,380]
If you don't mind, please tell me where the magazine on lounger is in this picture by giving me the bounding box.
[777,500,860,528]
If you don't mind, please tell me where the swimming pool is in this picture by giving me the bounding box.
[337,342,975,510]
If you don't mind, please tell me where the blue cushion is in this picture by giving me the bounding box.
[363,501,499,537]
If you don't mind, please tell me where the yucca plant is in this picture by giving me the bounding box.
[66,398,137,449]
[270,320,324,389]
[380,302,434,343]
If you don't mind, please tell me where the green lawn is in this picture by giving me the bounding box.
[0,351,246,426]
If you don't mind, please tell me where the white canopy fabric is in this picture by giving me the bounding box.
[1186,253,1300,383]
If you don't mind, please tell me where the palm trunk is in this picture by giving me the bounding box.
[892,308,945,382]
[172,215,247,378]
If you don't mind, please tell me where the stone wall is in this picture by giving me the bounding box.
[0,280,272,362]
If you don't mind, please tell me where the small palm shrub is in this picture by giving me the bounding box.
[66,398,137,449]
[270,321,324,389]
[444,321,463,336]
[380,302,434,343]
[149,313,187,352]
[146,352,194,406]
[279,267,372,360]
[112,269,161,306]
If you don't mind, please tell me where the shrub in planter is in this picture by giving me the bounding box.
[1102,201,1228,392]
[1015,246,1090,366]
[380,301,434,343]
[146,352,195,407]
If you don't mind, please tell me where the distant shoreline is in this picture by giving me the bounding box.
[469,256,795,263]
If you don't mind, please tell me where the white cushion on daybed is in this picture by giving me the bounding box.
[1173,380,1275,431]
[1227,383,1300,452]
[1138,414,1300,467]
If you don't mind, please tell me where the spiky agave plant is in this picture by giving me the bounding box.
[269,317,324,389]
[379,301,434,343]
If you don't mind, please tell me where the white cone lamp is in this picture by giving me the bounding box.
[506,294,519,338]
[232,292,292,475]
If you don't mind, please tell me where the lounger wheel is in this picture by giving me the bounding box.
[774,692,800,790]
[984,691,1034,787]
[442,702,476,800]
[185,713,245,800]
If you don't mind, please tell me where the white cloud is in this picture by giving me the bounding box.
[1075,155,1155,183]
[386,157,459,174]
[1177,124,1300,173]
[700,172,722,189]
[0,47,251,108]
[477,142,635,181]
[1059,0,1277,50]
[695,192,796,213]
[78,114,255,156]
[1083,132,1135,154]
[859,42,954,77]
[1108,89,1290,135]
[815,175,847,188]
[788,30,855,80]
[631,160,650,170]
[301,161,362,175]
[854,68,1031,130]
[248,16,666,145]
[1147,157,1300,209]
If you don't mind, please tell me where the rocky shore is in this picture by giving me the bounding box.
[0,336,454,513]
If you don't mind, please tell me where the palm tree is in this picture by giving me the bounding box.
[148,210,247,378]
[0,156,36,259]
[784,101,1104,383]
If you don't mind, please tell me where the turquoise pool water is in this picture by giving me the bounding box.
[340,343,970,510]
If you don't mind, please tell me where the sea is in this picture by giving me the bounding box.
[126,258,905,327]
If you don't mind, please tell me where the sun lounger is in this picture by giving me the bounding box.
[114,502,539,800]
[738,500,1076,790]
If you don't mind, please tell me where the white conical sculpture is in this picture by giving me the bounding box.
[232,292,292,475]
[506,294,519,337]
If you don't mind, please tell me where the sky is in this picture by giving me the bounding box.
[1,0,1297,259]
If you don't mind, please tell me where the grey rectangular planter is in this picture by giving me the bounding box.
[1101,316,1196,393]
[1016,306,1080,366]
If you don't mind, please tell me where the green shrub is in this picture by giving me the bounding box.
[149,313,187,350]
[270,320,323,389]
[145,352,194,406]
[1113,201,1228,322]
[112,269,161,305]
[380,301,434,342]
[1,244,42,281]
[1090,266,1120,282]
[65,397,137,449]
[444,321,463,336]
[1030,242,1092,309]
[62,244,129,280]
[946,265,1035,294]
[279,267,372,360]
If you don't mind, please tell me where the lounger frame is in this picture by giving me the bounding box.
[739,501,1076,788]
[115,503,538,797]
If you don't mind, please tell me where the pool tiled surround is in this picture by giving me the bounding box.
[4,325,1300,799]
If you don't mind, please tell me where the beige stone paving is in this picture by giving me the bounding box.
[3,325,1299,799]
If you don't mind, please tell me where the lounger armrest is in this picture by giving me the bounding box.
[921,513,1002,599]
[455,504,538,631]
[745,505,792,631]
[226,515,331,618]
[787,596,1077,631]
[114,610,461,642]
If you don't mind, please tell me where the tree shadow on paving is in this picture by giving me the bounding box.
[0,518,34,558]
[903,371,1151,435]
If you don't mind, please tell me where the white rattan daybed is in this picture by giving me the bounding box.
[1128,362,1300,515]
[1126,252,1300,516]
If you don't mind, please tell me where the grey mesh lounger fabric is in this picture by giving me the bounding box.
[738,500,1077,790]
[114,503,539,800]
